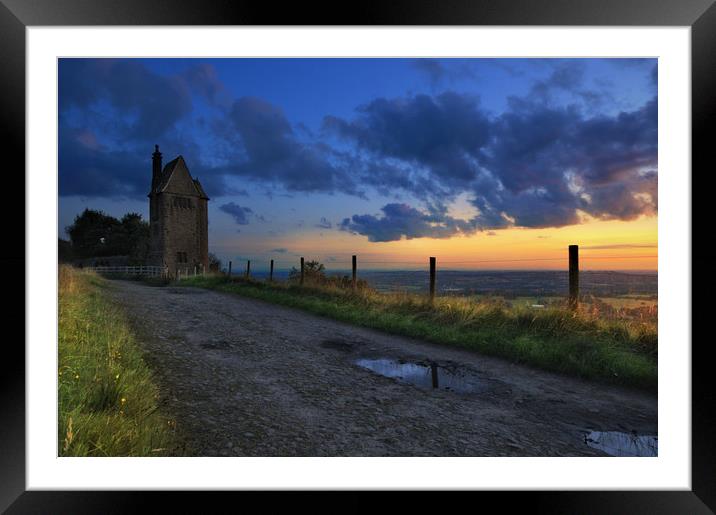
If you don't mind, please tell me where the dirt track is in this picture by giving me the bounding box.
[108,280,657,457]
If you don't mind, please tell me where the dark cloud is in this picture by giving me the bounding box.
[411,59,478,87]
[411,59,448,85]
[59,59,193,140]
[219,202,253,225]
[355,158,453,202]
[58,127,149,198]
[271,248,288,253]
[59,60,362,200]
[59,60,230,135]
[324,92,491,190]
[471,182,584,229]
[181,63,232,108]
[330,79,657,236]
[59,126,234,200]
[511,61,623,115]
[339,203,479,242]
[315,217,333,229]
[471,97,657,228]
[529,61,586,102]
[58,60,241,199]
[359,161,416,197]
[208,96,364,197]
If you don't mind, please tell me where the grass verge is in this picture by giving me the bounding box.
[179,274,657,391]
[58,265,179,456]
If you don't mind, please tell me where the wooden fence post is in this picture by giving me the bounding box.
[569,245,579,310]
[300,257,305,286]
[429,257,436,304]
[246,260,251,278]
[270,259,274,282]
[352,255,357,289]
[194,265,197,276]
[228,261,232,278]
[430,362,439,389]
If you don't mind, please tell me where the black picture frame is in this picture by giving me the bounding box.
[2,0,712,511]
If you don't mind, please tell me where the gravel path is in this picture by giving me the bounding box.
[108,280,657,457]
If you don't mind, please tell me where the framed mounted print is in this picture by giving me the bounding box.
[2,0,712,511]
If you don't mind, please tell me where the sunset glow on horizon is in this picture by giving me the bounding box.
[207,214,657,272]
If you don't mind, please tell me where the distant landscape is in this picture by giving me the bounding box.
[245,269,658,298]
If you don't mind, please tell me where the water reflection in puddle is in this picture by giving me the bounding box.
[584,431,658,457]
[355,358,485,394]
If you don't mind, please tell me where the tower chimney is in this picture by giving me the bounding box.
[151,144,162,192]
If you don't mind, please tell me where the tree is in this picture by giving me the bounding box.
[66,209,122,258]
[65,209,149,261]
[120,213,150,265]
[209,253,221,272]
[288,260,326,283]
[58,238,74,263]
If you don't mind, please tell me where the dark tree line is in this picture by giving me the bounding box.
[64,209,150,264]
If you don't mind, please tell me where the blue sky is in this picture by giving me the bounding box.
[58,58,657,269]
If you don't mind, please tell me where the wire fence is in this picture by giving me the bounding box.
[217,255,657,269]
[218,248,658,314]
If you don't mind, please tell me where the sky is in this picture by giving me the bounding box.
[58,58,657,271]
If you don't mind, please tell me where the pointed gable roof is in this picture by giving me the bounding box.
[192,179,209,200]
[151,155,209,200]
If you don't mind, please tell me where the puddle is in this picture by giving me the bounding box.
[355,358,486,394]
[584,431,657,457]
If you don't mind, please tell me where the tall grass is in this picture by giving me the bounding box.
[58,266,179,456]
[180,274,657,390]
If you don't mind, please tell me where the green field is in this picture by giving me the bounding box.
[592,296,657,310]
[440,294,657,312]
[58,266,180,456]
[179,274,657,391]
